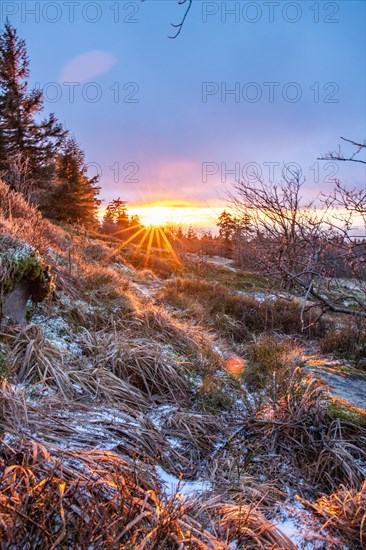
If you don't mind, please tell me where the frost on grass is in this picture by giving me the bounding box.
[1,216,365,548]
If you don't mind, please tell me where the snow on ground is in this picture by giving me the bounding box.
[275,499,327,550]
[202,255,238,271]
[147,404,178,430]
[186,253,238,272]
[130,281,154,299]
[155,465,211,498]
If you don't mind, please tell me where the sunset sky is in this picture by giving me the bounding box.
[5,0,366,227]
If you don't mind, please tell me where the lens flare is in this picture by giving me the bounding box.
[225,356,245,375]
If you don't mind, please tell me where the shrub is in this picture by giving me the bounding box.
[320,318,366,363]
[244,334,303,389]
[161,278,324,340]
[194,375,234,414]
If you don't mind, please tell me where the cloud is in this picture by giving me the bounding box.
[60,51,117,83]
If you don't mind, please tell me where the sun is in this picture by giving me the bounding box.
[141,205,173,227]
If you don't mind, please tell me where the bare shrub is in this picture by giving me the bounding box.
[2,152,35,200]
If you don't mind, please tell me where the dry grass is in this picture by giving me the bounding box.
[138,305,225,376]
[160,278,325,341]
[200,496,296,549]
[161,410,224,465]
[0,180,71,257]
[0,381,29,434]
[69,367,150,410]
[2,177,366,548]
[235,367,366,492]
[0,384,194,476]
[0,437,225,549]
[124,246,182,278]
[5,325,70,396]
[301,481,366,549]
[320,317,366,363]
[78,330,190,404]
[244,334,303,389]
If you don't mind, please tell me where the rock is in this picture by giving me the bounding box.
[1,281,31,325]
[0,234,54,325]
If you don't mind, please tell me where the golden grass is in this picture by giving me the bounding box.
[301,481,366,549]
[78,329,190,404]
[200,496,297,549]
[244,334,303,389]
[0,437,224,549]
[213,366,366,494]
[2,177,366,549]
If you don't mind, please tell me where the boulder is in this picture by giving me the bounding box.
[1,281,31,325]
[0,234,54,326]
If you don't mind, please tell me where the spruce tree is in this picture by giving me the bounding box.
[102,203,116,234]
[0,21,66,194]
[101,198,130,236]
[114,199,129,234]
[44,137,101,228]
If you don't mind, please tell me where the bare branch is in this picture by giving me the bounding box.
[169,0,193,39]
[318,136,366,165]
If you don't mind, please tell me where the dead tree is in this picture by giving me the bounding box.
[317,137,366,316]
[229,165,366,321]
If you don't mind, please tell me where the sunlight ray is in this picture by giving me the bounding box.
[157,227,181,265]
[144,227,156,267]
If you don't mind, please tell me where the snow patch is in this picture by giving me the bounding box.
[155,465,211,498]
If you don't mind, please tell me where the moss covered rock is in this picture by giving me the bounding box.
[0,235,54,324]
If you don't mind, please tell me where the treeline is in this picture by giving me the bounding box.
[0,22,100,227]
[99,199,225,252]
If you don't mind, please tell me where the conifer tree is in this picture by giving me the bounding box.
[114,198,129,234]
[0,21,66,194]
[217,210,236,243]
[186,226,197,241]
[102,203,116,234]
[44,137,101,228]
[130,214,142,229]
[101,198,130,236]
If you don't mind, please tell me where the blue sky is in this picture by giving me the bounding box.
[2,0,365,225]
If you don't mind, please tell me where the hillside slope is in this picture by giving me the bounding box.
[1,182,365,549]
